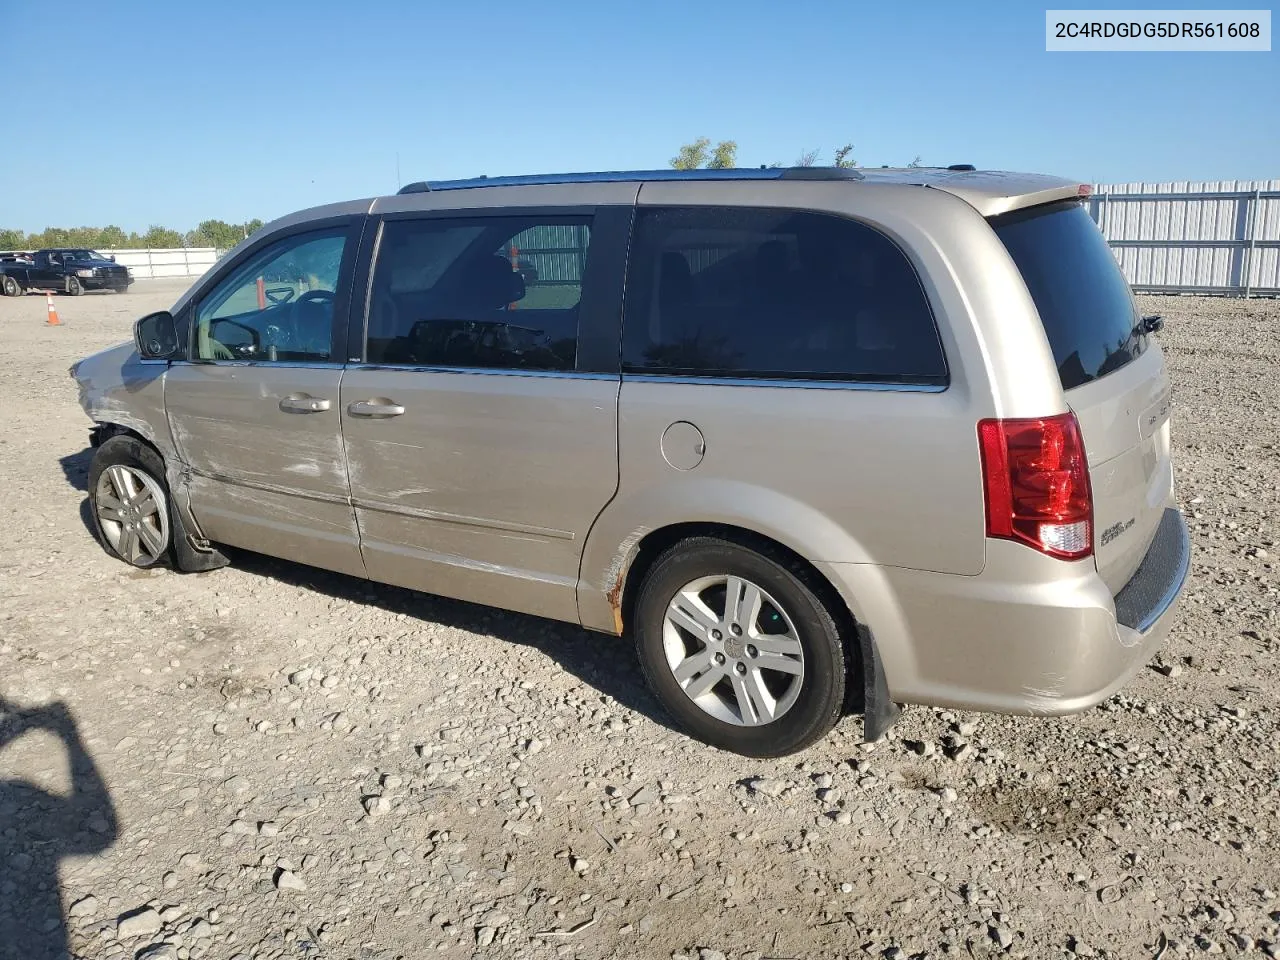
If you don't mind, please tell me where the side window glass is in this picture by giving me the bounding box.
[194,230,347,362]
[621,207,946,384]
[367,216,592,371]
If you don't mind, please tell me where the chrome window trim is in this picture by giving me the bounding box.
[621,373,947,392]
[348,364,616,381]
[169,360,346,370]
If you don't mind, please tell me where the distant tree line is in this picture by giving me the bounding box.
[0,219,265,252]
[671,138,922,171]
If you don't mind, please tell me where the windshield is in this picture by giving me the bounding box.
[60,250,110,261]
[991,201,1145,390]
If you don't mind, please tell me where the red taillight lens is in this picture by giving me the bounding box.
[978,413,1093,560]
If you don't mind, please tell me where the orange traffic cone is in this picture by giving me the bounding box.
[46,292,61,326]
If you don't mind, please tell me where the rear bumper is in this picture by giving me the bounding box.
[818,507,1190,715]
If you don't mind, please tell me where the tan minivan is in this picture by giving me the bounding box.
[72,166,1189,756]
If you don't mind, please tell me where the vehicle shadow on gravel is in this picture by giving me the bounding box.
[59,448,92,493]
[0,698,119,960]
[225,549,679,732]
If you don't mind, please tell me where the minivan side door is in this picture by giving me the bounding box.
[340,197,633,623]
[165,217,368,578]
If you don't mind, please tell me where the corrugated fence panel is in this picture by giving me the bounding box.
[1090,180,1280,296]
[101,247,220,280]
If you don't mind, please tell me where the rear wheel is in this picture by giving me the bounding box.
[115,285,129,293]
[1,275,20,297]
[66,276,83,296]
[88,436,172,568]
[634,537,847,757]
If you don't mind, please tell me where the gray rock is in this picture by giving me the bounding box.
[744,777,788,798]
[274,870,307,892]
[222,776,250,795]
[476,926,496,947]
[698,950,727,960]
[991,925,1014,949]
[630,784,660,807]
[364,796,392,817]
[136,945,178,960]
[68,895,98,918]
[188,918,214,939]
[258,821,279,836]
[116,907,162,939]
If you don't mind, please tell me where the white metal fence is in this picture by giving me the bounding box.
[101,247,221,280]
[1089,180,1280,297]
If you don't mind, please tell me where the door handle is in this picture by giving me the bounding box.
[279,395,331,413]
[348,399,405,418]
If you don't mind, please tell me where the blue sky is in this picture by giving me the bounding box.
[3,0,1275,231]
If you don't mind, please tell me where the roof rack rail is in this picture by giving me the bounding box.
[947,164,976,171]
[396,166,864,195]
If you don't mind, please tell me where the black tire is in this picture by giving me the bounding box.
[66,276,83,296]
[87,435,173,568]
[115,285,129,294]
[634,536,847,757]
[1,275,21,297]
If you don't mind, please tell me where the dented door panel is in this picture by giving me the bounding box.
[165,362,365,578]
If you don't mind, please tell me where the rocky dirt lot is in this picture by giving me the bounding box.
[1,280,1278,960]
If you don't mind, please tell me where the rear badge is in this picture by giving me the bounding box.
[1101,517,1136,546]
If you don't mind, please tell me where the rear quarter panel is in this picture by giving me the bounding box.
[578,181,1070,634]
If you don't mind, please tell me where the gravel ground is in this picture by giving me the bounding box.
[1,280,1278,960]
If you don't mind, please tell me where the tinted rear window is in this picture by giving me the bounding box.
[622,206,947,385]
[992,201,1145,390]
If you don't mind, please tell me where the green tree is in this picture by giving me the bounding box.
[671,138,737,170]
[833,144,856,168]
[95,225,128,249]
[191,219,249,250]
[671,137,710,170]
[708,140,737,169]
[141,225,184,248]
[0,228,26,249]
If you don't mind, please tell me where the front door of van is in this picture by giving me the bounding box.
[165,220,367,578]
[339,206,631,622]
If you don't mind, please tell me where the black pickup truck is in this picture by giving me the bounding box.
[0,248,133,296]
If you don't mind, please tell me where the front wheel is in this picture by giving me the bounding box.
[634,537,848,757]
[1,275,21,297]
[66,276,83,296]
[87,436,173,567]
[114,285,129,294]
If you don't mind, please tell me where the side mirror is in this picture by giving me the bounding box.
[135,311,179,360]
[108,254,116,262]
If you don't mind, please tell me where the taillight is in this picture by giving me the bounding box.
[978,413,1093,560]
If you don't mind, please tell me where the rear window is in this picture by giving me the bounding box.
[992,201,1145,390]
[621,206,947,385]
